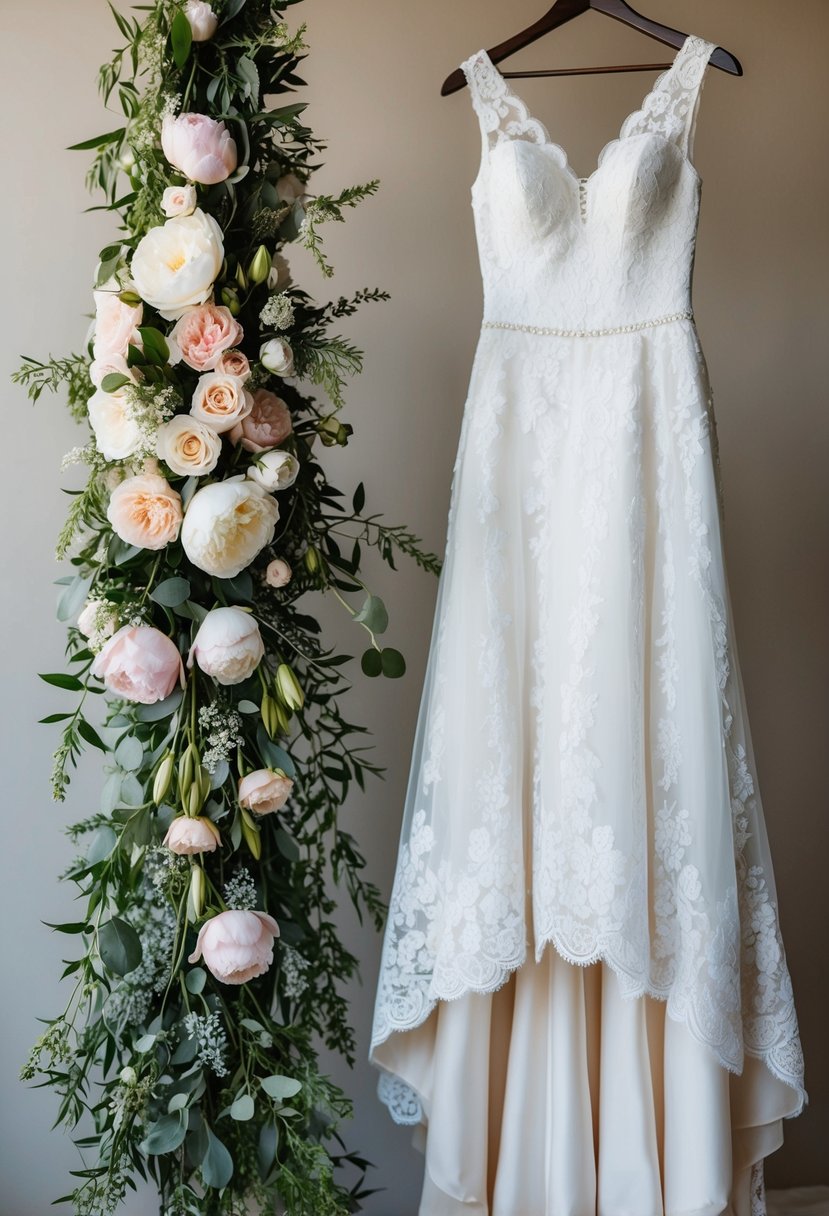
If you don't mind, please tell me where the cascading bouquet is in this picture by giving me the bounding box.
[13,3,438,1213]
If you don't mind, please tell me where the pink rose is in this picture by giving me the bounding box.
[230,389,292,453]
[161,112,237,185]
[188,909,280,984]
[265,558,292,588]
[92,625,184,704]
[238,769,293,815]
[93,288,143,360]
[170,304,243,372]
[107,472,183,550]
[164,816,221,854]
[215,349,251,380]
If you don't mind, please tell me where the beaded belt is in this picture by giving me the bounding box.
[481,310,694,339]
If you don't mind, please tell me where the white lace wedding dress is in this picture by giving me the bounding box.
[370,34,806,1216]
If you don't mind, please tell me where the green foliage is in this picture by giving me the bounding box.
[15,2,441,1214]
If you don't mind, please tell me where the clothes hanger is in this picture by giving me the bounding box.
[441,0,742,96]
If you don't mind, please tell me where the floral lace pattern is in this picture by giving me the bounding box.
[370,29,806,1149]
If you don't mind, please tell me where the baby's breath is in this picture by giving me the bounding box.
[182,1012,229,1078]
[223,868,257,911]
[259,292,295,332]
[198,703,244,774]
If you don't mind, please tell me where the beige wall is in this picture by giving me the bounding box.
[1,1,826,1211]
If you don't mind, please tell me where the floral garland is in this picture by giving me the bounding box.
[14,3,438,1213]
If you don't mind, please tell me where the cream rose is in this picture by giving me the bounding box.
[162,184,197,218]
[264,558,292,588]
[164,816,221,854]
[130,208,224,321]
[92,625,184,704]
[170,304,243,372]
[181,479,279,578]
[188,909,279,985]
[215,348,251,379]
[229,389,292,453]
[161,113,237,186]
[107,472,183,550]
[259,338,294,377]
[190,372,253,434]
[156,414,222,477]
[88,388,142,461]
[92,288,143,360]
[246,450,299,492]
[238,769,293,815]
[188,606,264,684]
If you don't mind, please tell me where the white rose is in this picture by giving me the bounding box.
[156,414,222,477]
[88,388,141,461]
[89,352,137,389]
[246,450,299,492]
[188,606,264,685]
[190,372,253,434]
[264,558,292,588]
[181,479,279,578]
[162,184,197,218]
[184,0,218,41]
[259,338,294,376]
[130,208,224,321]
[92,288,143,360]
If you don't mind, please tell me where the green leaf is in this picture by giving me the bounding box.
[39,672,84,691]
[260,1075,302,1102]
[352,481,366,513]
[143,1112,187,1155]
[39,712,73,725]
[135,1033,157,1053]
[354,593,389,635]
[67,127,125,151]
[78,720,108,752]
[381,647,406,678]
[201,1127,234,1189]
[115,734,144,772]
[100,771,122,814]
[150,577,191,608]
[98,917,142,976]
[185,968,207,994]
[136,689,183,721]
[137,326,170,365]
[236,55,260,101]
[257,1122,278,1177]
[57,574,93,622]
[274,829,299,861]
[230,1093,255,1121]
[360,648,382,678]
[100,372,131,393]
[44,920,90,935]
[86,825,117,864]
[221,0,247,22]
[170,9,192,69]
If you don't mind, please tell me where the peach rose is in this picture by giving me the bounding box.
[170,304,243,372]
[93,288,143,360]
[238,769,293,816]
[188,909,280,984]
[265,558,292,588]
[190,372,252,434]
[229,389,292,453]
[215,349,251,380]
[92,625,184,703]
[107,472,183,550]
[161,112,237,185]
[156,415,222,477]
[162,184,197,218]
[164,816,221,854]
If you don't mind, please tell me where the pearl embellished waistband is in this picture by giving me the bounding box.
[481,310,694,339]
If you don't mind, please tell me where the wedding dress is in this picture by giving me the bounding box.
[370,34,806,1216]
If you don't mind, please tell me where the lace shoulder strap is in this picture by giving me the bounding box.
[460,49,550,150]
[620,34,718,161]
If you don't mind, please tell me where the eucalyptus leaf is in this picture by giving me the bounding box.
[260,1075,302,1101]
[100,772,122,815]
[86,825,117,864]
[150,577,191,608]
[360,648,382,678]
[143,1112,187,1155]
[184,968,207,994]
[230,1093,255,1122]
[257,1121,278,1178]
[381,647,406,678]
[120,773,145,806]
[98,917,142,976]
[354,593,389,636]
[136,689,183,722]
[201,1127,234,1189]
[57,574,93,623]
[115,734,144,772]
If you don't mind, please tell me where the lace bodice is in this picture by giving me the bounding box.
[462,35,717,332]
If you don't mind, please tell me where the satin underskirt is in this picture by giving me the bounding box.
[372,946,801,1216]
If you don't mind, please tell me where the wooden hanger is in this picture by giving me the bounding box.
[441,0,742,96]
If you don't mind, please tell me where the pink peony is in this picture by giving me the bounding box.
[164,816,220,854]
[230,389,292,453]
[188,909,280,984]
[161,112,237,185]
[92,625,184,704]
[170,304,243,372]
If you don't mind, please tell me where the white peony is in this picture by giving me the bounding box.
[181,478,279,578]
[188,606,264,684]
[156,414,222,477]
[130,208,224,321]
[184,0,218,41]
[259,337,294,376]
[246,450,299,492]
[88,388,141,461]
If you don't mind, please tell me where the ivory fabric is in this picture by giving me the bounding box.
[370,33,806,1215]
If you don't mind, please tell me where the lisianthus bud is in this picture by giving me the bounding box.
[153,751,175,805]
[221,287,241,316]
[261,692,280,738]
[178,742,200,800]
[190,864,205,919]
[275,662,304,712]
[304,546,319,574]
[240,809,262,860]
[235,261,248,290]
[248,244,271,285]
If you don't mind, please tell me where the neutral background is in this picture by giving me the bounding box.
[0,0,826,1211]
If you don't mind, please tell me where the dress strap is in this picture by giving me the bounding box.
[619,34,718,162]
[460,49,550,152]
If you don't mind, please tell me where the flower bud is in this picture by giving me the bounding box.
[178,743,199,800]
[240,808,262,860]
[187,781,206,818]
[190,864,205,919]
[235,261,248,290]
[153,751,175,806]
[304,545,319,574]
[119,1066,138,1086]
[247,244,271,285]
[275,662,304,712]
[221,287,241,316]
[318,414,353,447]
[261,692,280,738]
